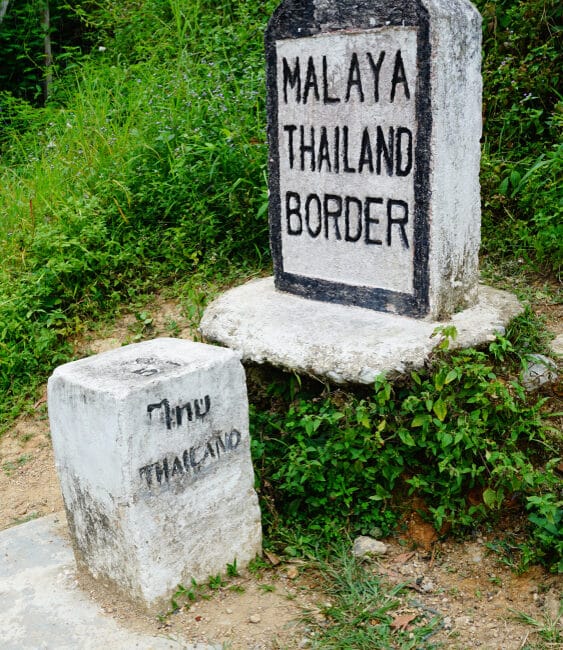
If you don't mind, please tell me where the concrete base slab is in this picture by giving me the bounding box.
[0,514,220,650]
[199,277,523,384]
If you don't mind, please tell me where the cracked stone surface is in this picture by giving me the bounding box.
[199,277,523,384]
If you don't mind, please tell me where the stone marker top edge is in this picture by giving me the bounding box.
[266,0,480,37]
[48,338,242,395]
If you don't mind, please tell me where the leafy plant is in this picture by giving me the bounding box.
[226,559,240,578]
[170,579,199,612]
[525,492,563,573]
[0,0,277,426]
[251,331,561,571]
[475,0,562,275]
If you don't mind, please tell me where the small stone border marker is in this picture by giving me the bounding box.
[48,338,262,611]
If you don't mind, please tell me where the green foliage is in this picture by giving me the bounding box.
[226,559,240,578]
[0,0,87,103]
[0,0,275,424]
[475,0,562,275]
[166,557,247,615]
[170,579,199,612]
[251,332,561,571]
[526,492,563,574]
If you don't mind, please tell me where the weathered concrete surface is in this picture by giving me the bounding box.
[199,277,523,384]
[0,514,220,650]
[48,338,262,611]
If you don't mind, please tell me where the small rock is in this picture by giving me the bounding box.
[550,334,563,358]
[521,354,558,392]
[417,576,435,593]
[249,614,262,624]
[352,536,389,558]
[226,608,233,614]
[286,565,299,580]
[443,616,452,630]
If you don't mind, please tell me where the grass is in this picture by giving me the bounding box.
[2,454,32,476]
[302,551,443,650]
[512,598,563,647]
[0,1,276,425]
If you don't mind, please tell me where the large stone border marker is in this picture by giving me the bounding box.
[266,0,482,319]
[199,0,521,383]
[48,338,262,611]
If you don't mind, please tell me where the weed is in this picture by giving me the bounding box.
[525,492,563,573]
[165,319,181,337]
[207,574,225,590]
[247,556,269,577]
[2,454,32,476]
[226,559,240,578]
[258,584,276,593]
[305,551,442,649]
[129,311,155,342]
[511,599,563,644]
[170,579,199,612]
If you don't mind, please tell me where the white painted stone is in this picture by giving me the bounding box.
[47,338,262,611]
[199,277,523,384]
[275,29,418,296]
[425,0,483,319]
[352,536,389,558]
[266,0,483,319]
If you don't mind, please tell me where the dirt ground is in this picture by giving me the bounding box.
[0,294,561,649]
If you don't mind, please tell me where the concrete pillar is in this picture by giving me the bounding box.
[48,338,262,611]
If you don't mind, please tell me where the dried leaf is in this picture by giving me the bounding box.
[264,550,281,566]
[392,551,415,564]
[391,613,417,631]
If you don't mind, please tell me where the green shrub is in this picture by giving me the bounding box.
[0,0,87,103]
[251,332,561,571]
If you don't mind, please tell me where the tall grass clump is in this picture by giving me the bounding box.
[0,0,277,425]
[475,0,562,276]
